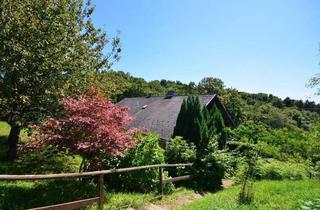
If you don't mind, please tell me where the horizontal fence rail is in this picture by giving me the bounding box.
[0,163,192,181]
[0,163,193,210]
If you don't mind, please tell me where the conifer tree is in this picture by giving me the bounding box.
[173,99,188,139]
[174,97,227,149]
[173,96,202,146]
[211,105,227,149]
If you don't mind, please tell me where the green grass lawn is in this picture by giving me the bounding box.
[183,180,320,210]
[0,121,10,161]
[0,121,34,161]
[0,121,10,137]
[0,121,29,139]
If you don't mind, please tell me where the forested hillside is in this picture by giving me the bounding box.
[99,70,320,130]
[97,70,320,174]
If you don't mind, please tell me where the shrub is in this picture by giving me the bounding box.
[236,158,308,181]
[257,159,308,180]
[165,136,196,177]
[313,161,320,178]
[238,149,257,205]
[107,133,173,193]
[301,197,320,210]
[193,138,225,191]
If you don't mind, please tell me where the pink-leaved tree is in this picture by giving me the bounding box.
[24,87,137,171]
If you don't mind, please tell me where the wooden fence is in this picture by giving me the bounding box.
[0,163,193,210]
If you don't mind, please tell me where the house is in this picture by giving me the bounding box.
[117,94,234,143]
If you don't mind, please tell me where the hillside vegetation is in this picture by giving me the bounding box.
[183,180,320,210]
[98,71,320,164]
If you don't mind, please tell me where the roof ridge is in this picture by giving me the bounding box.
[122,94,216,100]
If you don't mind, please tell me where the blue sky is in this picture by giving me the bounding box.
[92,0,320,101]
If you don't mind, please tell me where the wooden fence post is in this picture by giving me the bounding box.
[159,166,163,198]
[98,174,104,210]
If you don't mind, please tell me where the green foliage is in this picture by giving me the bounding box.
[183,180,320,210]
[301,197,320,210]
[172,96,229,191]
[165,136,196,177]
[0,146,80,175]
[173,96,202,147]
[193,138,226,191]
[96,71,132,101]
[0,179,96,209]
[173,96,227,151]
[0,0,119,127]
[311,161,320,178]
[0,121,10,137]
[166,136,196,164]
[93,70,320,135]
[197,105,228,153]
[235,158,309,181]
[256,159,308,180]
[238,181,254,205]
[0,0,120,160]
[198,77,225,95]
[107,133,173,193]
[231,123,320,162]
[221,88,244,126]
[100,192,154,210]
[211,105,227,149]
[237,148,257,205]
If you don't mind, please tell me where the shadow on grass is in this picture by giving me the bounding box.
[0,179,97,209]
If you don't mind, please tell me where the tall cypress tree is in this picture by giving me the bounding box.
[173,97,227,149]
[173,99,188,138]
[173,96,202,147]
[211,105,227,149]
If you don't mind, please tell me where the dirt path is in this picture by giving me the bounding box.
[222,179,235,189]
[142,192,202,210]
[128,179,235,210]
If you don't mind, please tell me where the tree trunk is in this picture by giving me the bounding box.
[7,125,20,162]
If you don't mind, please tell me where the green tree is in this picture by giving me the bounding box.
[173,96,227,150]
[198,77,225,95]
[221,88,243,126]
[0,0,120,161]
[198,105,227,150]
[173,96,202,146]
[96,71,131,101]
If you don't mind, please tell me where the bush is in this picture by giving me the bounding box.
[165,136,196,177]
[193,138,225,191]
[257,159,308,180]
[301,197,320,210]
[313,161,320,178]
[236,158,308,181]
[106,133,173,193]
[237,149,257,205]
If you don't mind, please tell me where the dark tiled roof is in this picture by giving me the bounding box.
[117,95,233,140]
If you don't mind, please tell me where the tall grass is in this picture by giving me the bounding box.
[183,180,320,210]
